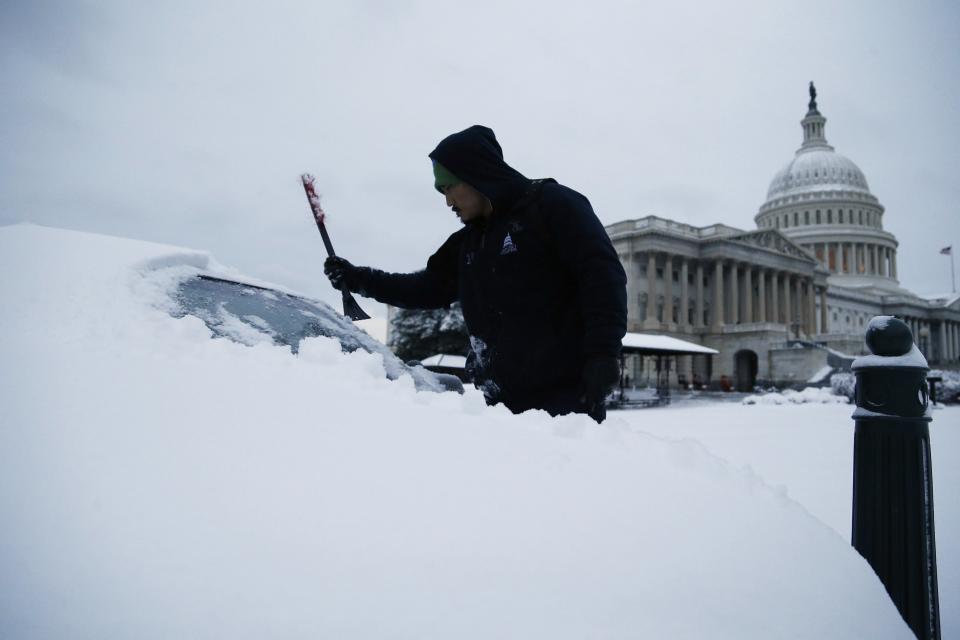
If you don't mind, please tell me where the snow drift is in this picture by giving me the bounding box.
[0,224,913,638]
[742,387,850,405]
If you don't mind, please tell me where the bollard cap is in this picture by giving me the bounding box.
[852,316,929,371]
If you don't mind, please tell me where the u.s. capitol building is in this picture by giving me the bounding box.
[606,84,960,390]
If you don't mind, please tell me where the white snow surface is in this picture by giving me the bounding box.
[853,344,930,370]
[0,224,919,639]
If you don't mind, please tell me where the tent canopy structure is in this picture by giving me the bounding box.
[617,334,719,407]
[621,333,719,356]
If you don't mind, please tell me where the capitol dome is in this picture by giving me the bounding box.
[765,148,871,201]
[754,84,899,286]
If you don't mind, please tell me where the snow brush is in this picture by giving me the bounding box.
[300,174,370,321]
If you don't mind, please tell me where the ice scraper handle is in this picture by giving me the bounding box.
[300,173,370,321]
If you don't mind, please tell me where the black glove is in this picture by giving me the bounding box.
[324,256,364,292]
[579,356,621,408]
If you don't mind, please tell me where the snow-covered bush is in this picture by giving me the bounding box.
[830,370,959,405]
[743,386,849,405]
[929,369,960,404]
[830,372,856,401]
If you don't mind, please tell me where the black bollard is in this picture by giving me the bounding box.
[851,316,940,640]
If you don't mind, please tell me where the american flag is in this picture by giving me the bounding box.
[941,246,953,255]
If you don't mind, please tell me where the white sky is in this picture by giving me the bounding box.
[2,0,958,318]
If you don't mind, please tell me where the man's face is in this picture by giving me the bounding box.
[442,182,492,224]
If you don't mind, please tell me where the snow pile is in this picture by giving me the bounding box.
[0,225,912,639]
[743,386,850,405]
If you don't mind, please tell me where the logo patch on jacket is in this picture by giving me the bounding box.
[500,233,518,255]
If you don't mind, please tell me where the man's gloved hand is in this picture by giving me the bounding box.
[579,356,621,408]
[324,256,363,292]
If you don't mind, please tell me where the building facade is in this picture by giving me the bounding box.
[606,85,960,390]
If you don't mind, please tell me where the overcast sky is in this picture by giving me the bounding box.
[2,0,958,320]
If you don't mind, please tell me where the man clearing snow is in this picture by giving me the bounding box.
[324,125,627,422]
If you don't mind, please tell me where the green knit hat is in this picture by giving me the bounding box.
[432,160,461,193]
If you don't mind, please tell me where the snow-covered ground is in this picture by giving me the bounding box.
[1,224,953,639]
[612,402,960,638]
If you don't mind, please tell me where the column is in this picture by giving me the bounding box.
[695,263,705,329]
[953,322,959,361]
[712,261,724,331]
[799,279,808,335]
[680,259,689,331]
[797,278,805,334]
[743,265,753,323]
[891,251,898,280]
[644,252,657,329]
[954,323,959,361]
[730,262,739,325]
[947,321,953,361]
[844,243,852,274]
[883,248,890,277]
[948,322,954,361]
[758,269,767,323]
[783,274,792,332]
[820,286,828,334]
[771,271,780,324]
[951,322,956,361]
[944,321,950,361]
[663,254,674,329]
[948,322,953,361]
[945,321,952,361]
[808,279,817,335]
[870,244,878,275]
[939,322,948,364]
[625,253,639,328]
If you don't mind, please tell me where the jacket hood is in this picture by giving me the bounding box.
[428,125,529,212]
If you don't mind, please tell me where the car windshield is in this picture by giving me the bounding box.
[170,275,459,393]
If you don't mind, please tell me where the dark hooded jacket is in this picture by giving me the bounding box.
[357,125,627,413]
